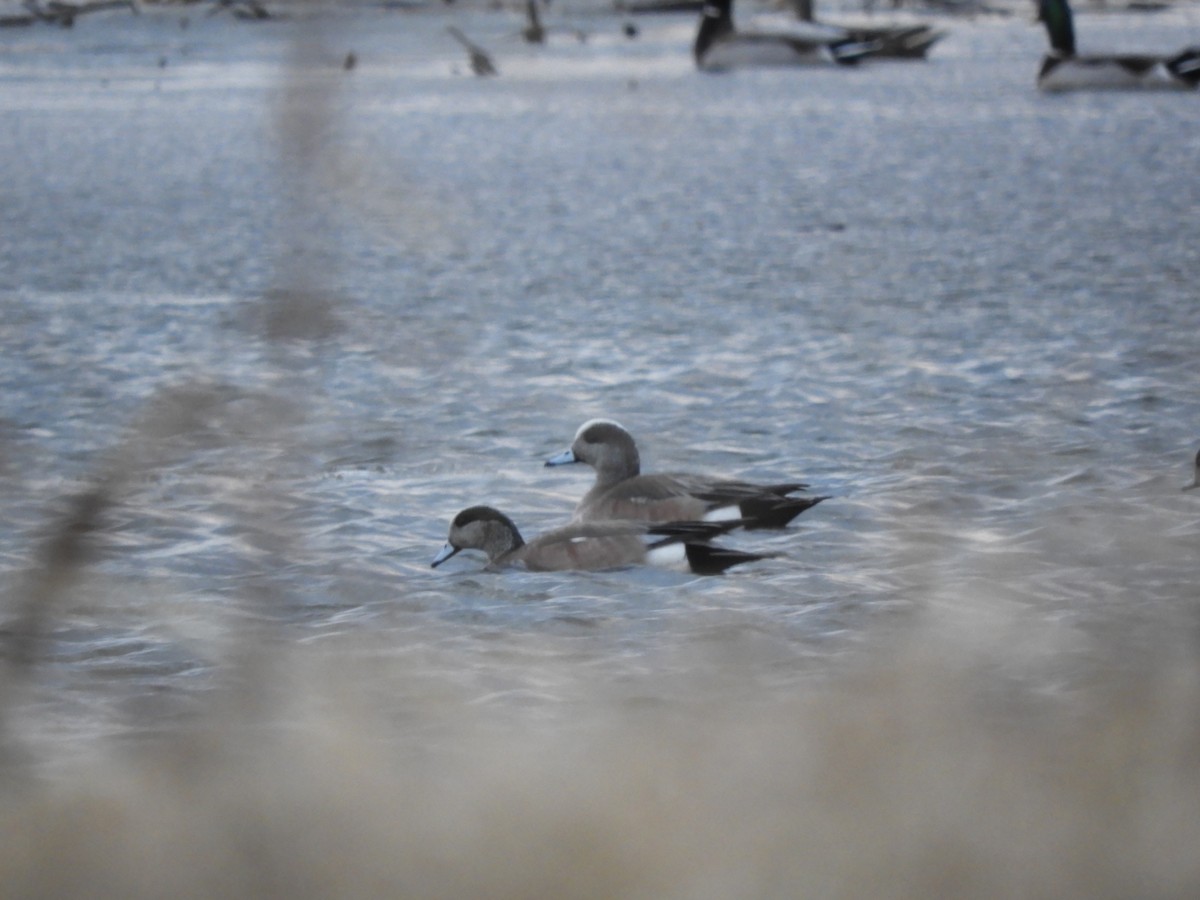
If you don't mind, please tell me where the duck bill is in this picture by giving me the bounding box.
[544,449,578,468]
[431,542,461,567]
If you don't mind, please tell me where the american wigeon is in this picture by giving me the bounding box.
[544,419,827,529]
[1036,0,1199,91]
[1184,449,1200,492]
[693,0,877,71]
[431,506,769,574]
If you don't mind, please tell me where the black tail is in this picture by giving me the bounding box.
[739,495,828,529]
[684,543,770,575]
[647,518,748,547]
[762,481,810,494]
[1167,47,1200,87]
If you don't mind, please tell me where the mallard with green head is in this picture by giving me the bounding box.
[1037,0,1200,91]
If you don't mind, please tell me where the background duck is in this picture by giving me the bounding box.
[431,506,769,574]
[545,419,826,529]
[1036,0,1200,91]
[1184,449,1200,492]
[694,0,878,72]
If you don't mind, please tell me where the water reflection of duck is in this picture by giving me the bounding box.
[430,506,768,574]
[693,0,878,71]
[1037,0,1200,91]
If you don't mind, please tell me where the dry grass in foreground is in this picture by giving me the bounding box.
[0,630,1197,900]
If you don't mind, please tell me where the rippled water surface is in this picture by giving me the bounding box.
[1,2,1199,756]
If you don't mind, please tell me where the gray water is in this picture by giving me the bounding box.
[1,2,1199,761]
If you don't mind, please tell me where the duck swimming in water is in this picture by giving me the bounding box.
[431,505,769,574]
[1183,449,1200,492]
[1036,0,1200,91]
[545,419,827,529]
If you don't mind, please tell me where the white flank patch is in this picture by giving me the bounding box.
[703,505,741,523]
[646,543,688,568]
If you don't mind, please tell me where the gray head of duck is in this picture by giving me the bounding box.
[431,506,525,567]
[545,418,641,481]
